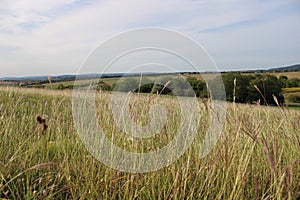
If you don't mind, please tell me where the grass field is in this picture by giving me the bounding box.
[0,86,299,199]
[242,71,300,79]
[282,87,300,93]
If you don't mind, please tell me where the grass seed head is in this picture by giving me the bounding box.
[36,115,45,124]
[36,114,48,133]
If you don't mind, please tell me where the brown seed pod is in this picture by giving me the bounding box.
[36,115,45,124]
[36,115,48,134]
[43,124,48,131]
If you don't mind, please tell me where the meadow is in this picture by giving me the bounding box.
[0,86,299,199]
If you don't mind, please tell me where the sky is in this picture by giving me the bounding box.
[0,0,299,77]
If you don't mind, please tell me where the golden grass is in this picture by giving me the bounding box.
[0,87,299,199]
[282,87,300,93]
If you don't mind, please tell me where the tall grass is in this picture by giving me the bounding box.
[0,86,299,199]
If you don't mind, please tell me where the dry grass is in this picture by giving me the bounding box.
[244,71,300,79]
[0,86,299,199]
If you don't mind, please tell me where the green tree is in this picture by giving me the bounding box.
[286,78,300,88]
[113,77,155,94]
[151,77,173,95]
[247,74,284,105]
[186,77,206,97]
[113,77,139,92]
[215,72,254,103]
[138,83,154,93]
[279,75,288,88]
[135,77,154,93]
[97,81,112,91]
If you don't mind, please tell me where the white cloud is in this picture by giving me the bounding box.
[0,0,299,76]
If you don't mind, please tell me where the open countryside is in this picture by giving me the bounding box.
[0,66,300,199]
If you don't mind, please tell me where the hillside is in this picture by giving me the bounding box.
[268,64,300,72]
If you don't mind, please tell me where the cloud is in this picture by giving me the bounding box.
[0,0,299,76]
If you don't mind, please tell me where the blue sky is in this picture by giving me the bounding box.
[0,0,299,76]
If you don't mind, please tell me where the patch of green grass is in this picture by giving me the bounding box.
[0,87,299,199]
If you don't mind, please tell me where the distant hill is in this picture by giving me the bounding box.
[0,64,299,83]
[268,64,300,72]
[0,72,171,83]
[0,73,124,82]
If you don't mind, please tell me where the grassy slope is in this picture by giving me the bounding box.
[0,87,299,199]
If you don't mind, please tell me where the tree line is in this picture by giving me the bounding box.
[98,73,300,105]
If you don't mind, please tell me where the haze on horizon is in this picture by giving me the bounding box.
[0,0,299,77]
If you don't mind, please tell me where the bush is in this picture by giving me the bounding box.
[285,78,300,88]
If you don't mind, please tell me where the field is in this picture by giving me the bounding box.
[243,71,300,79]
[0,86,299,199]
[282,87,300,107]
[39,71,300,89]
[40,72,300,108]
